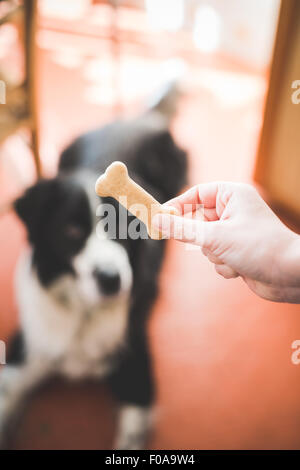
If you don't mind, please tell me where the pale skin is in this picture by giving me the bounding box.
[152,182,300,304]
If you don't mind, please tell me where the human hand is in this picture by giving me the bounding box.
[152,182,300,303]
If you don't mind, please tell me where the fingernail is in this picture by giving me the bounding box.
[162,205,180,216]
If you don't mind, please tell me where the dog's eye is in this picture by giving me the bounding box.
[64,224,85,240]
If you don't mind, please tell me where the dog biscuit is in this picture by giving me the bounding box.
[95,161,178,239]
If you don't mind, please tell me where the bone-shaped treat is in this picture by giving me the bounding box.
[95,161,178,240]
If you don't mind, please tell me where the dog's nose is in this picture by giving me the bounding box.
[93,267,121,295]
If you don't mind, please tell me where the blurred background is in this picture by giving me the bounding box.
[1,0,300,449]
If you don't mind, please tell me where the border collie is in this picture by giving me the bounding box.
[0,85,187,449]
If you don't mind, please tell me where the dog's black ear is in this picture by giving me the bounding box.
[14,179,59,240]
[133,130,187,201]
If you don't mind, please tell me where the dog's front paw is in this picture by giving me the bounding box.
[0,389,9,449]
[114,405,152,450]
[0,367,22,448]
[115,432,148,450]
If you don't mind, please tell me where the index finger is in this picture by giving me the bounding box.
[163,182,219,216]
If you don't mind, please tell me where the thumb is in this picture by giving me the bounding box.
[152,213,217,246]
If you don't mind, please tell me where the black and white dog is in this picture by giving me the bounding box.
[0,86,187,449]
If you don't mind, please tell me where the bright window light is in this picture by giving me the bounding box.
[193,5,222,53]
[39,0,90,20]
[145,0,185,32]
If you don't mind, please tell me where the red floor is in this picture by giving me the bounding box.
[1,38,300,449]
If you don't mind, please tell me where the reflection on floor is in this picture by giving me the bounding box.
[1,36,300,450]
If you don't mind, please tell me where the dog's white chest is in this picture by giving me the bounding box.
[59,302,129,379]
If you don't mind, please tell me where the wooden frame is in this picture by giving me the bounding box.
[24,0,41,177]
[254,0,300,216]
[0,0,41,179]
